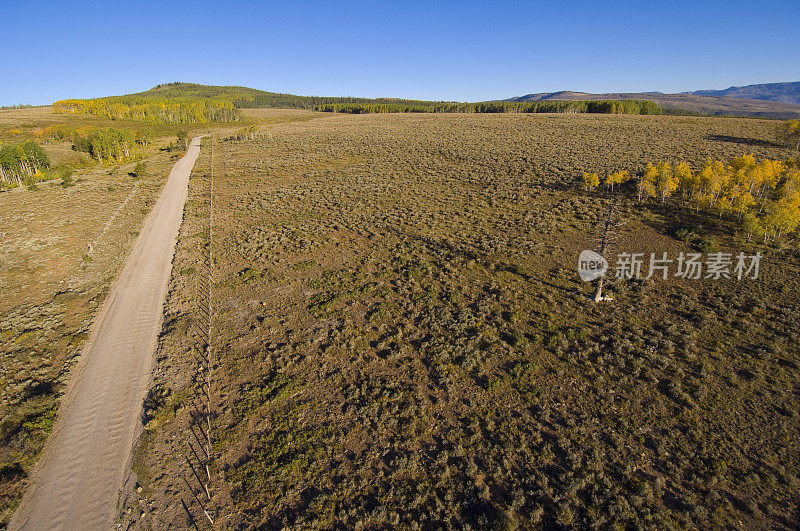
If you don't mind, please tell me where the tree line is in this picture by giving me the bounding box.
[38,124,152,147]
[0,141,50,188]
[0,122,185,190]
[52,96,242,124]
[583,155,800,242]
[314,100,663,115]
[0,128,139,189]
[72,128,136,162]
[37,125,141,162]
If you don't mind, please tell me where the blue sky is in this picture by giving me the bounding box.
[2,0,798,105]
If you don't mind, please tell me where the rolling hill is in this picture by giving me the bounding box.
[507,88,800,119]
[689,81,800,104]
[133,82,447,110]
[97,81,800,119]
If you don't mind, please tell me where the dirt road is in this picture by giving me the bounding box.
[10,137,203,530]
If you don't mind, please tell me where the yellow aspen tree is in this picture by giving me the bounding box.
[766,160,786,188]
[759,159,783,195]
[783,167,800,194]
[730,154,756,172]
[582,172,600,191]
[708,160,729,205]
[673,161,694,203]
[603,172,615,191]
[732,192,756,219]
[604,170,629,192]
[742,212,764,242]
[716,195,733,218]
[655,162,678,203]
[638,163,658,202]
[695,160,718,211]
[765,192,800,239]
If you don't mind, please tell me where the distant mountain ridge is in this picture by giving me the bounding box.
[508,83,800,119]
[120,81,800,119]
[689,81,800,105]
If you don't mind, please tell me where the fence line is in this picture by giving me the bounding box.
[181,134,215,527]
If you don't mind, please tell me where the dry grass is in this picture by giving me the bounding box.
[138,111,799,528]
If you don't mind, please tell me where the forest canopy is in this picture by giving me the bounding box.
[584,155,800,243]
[314,100,663,115]
[53,96,242,124]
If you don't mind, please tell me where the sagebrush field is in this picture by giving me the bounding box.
[136,110,799,528]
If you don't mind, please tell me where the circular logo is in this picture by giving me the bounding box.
[578,250,608,281]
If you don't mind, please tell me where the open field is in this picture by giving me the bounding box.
[135,111,799,528]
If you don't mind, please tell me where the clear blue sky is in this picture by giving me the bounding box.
[2,0,798,105]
